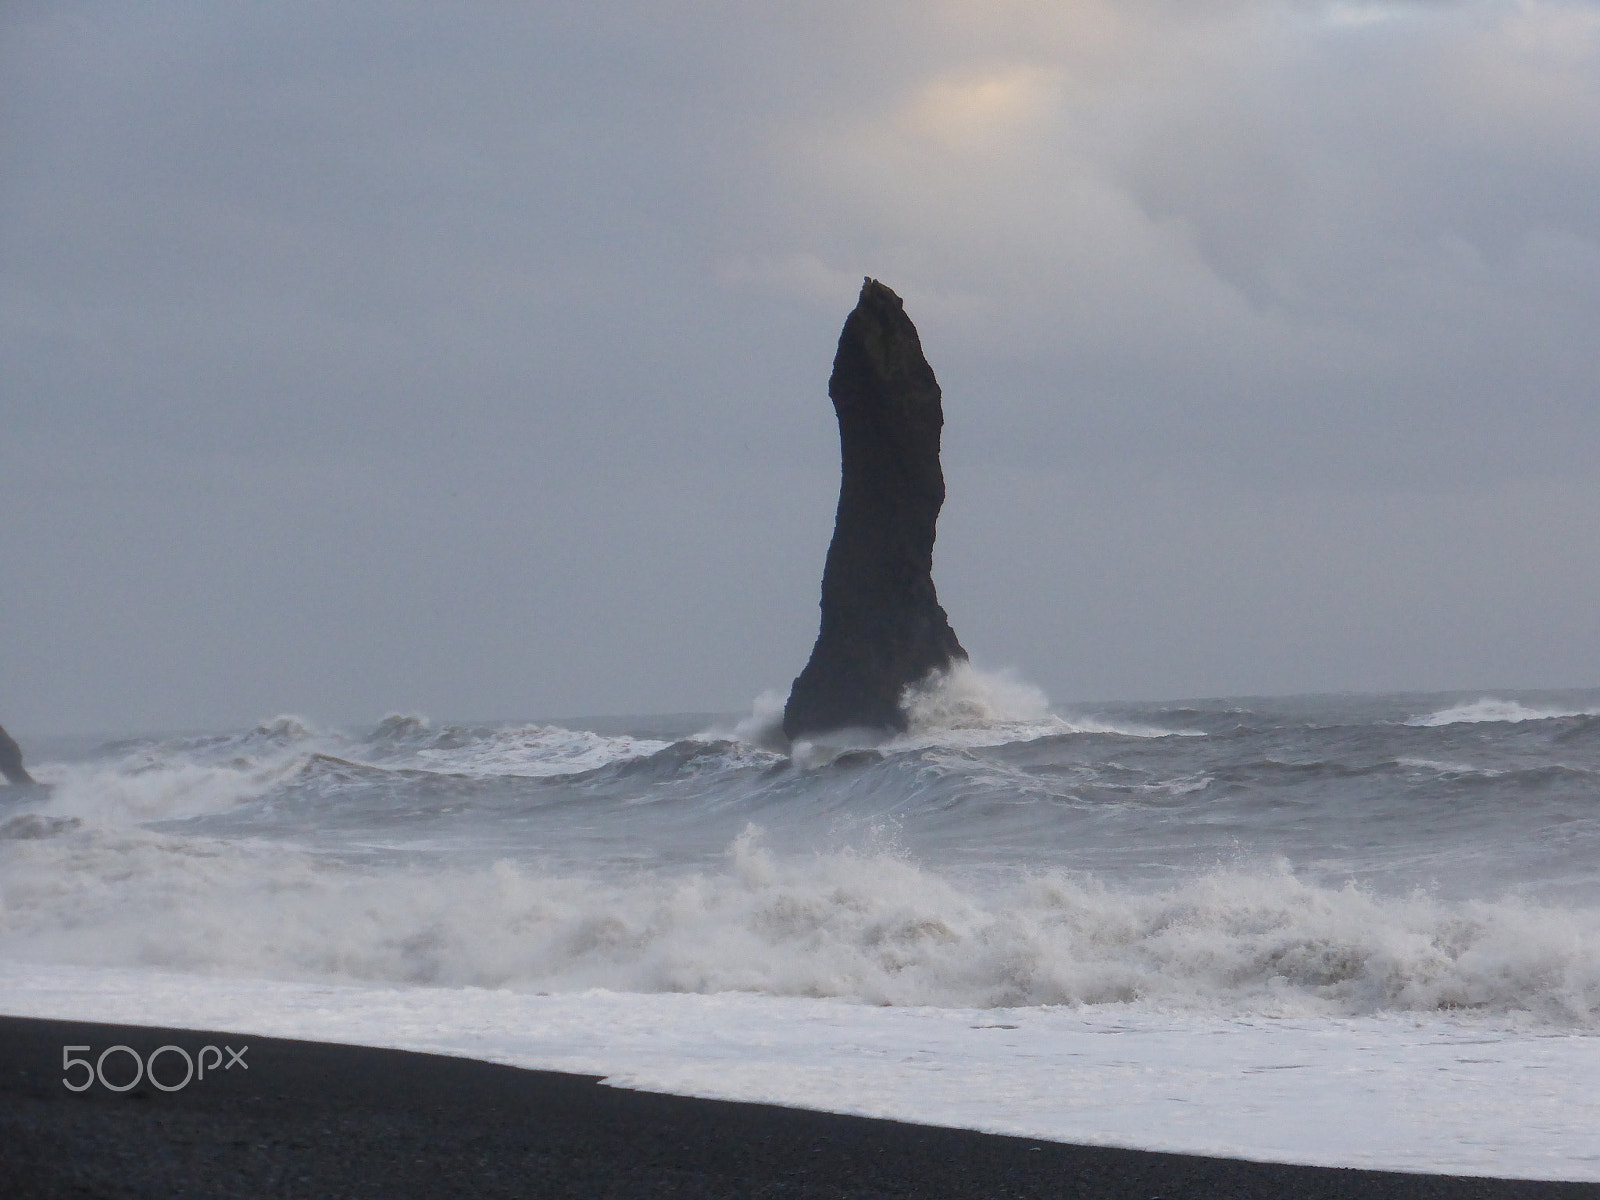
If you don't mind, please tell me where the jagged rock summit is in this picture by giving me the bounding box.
[782,278,967,742]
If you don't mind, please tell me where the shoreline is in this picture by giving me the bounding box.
[4,1015,1595,1199]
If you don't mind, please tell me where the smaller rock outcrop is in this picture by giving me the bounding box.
[0,725,36,786]
[782,278,967,741]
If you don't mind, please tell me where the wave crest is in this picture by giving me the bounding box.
[1408,698,1600,727]
[4,828,1596,1024]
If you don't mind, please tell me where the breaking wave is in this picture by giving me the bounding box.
[364,716,672,778]
[898,662,1194,746]
[718,663,1190,762]
[1408,697,1600,727]
[22,713,680,826]
[1,826,1595,1025]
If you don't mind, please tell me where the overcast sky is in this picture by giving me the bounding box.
[5,0,1599,735]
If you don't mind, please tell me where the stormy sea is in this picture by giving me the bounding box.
[4,668,1599,1181]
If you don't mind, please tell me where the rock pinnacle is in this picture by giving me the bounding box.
[782,278,966,741]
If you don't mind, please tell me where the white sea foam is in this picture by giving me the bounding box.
[5,963,1599,1180]
[903,661,1053,728]
[728,663,1191,761]
[22,718,672,827]
[40,758,306,824]
[7,963,1599,1180]
[1396,756,1485,774]
[2,826,1596,1024]
[28,718,331,824]
[701,689,789,749]
[897,661,1194,747]
[385,723,671,778]
[1408,697,1600,726]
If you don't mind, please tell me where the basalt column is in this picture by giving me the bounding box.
[782,278,966,741]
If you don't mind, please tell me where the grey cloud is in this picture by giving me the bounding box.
[3,1,1597,733]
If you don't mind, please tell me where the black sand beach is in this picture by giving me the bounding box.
[2,1016,1595,1199]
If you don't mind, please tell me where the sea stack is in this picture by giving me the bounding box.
[782,278,967,741]
[0,725,36,786]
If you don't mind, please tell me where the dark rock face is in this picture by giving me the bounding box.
[782,279,967,741]
[0,725,35,786]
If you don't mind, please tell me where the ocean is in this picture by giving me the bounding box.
[4,668,1600,1180]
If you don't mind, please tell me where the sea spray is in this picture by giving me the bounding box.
[3,820,1598,1022]
[1407,697,1600,726]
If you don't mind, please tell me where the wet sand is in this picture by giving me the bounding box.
[3,1015,1594,1199]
